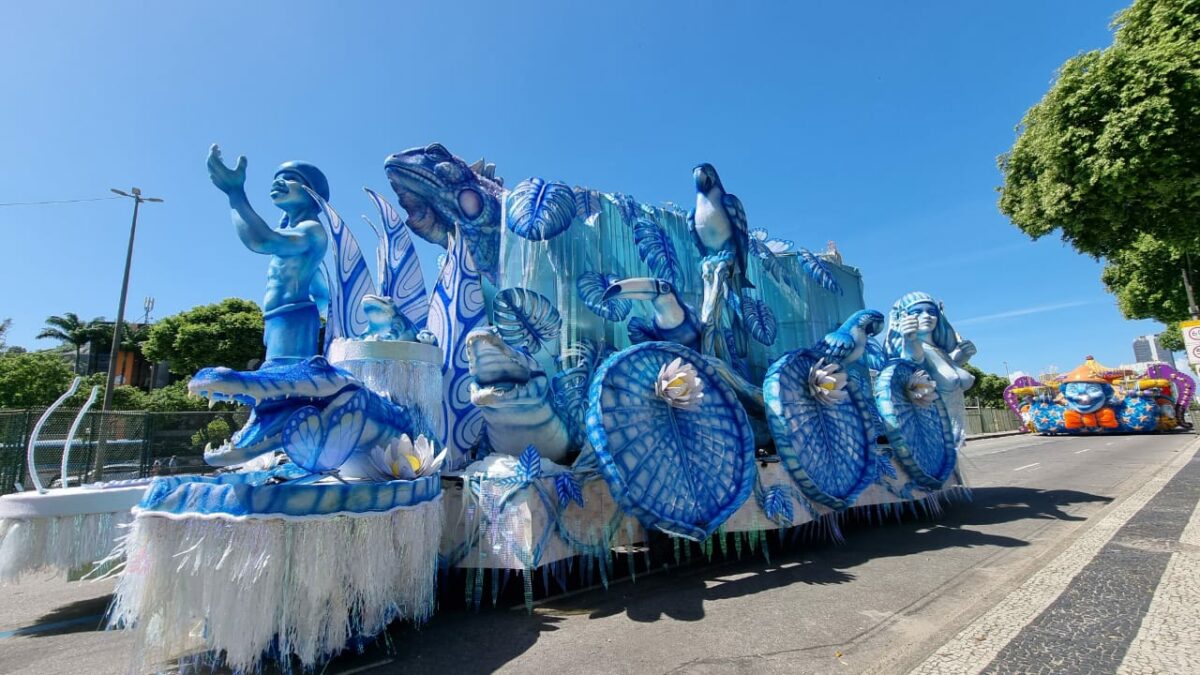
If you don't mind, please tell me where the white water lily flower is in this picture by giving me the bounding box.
[656,357,705,410]
[370,433,447,480]
[808,359,849,405]
[907,369,939,406]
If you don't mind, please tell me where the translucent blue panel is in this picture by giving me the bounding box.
[500,187,864,380]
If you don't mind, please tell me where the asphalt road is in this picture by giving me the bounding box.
[0,431,1195,674]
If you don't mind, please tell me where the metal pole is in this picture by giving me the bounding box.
[94,188,161,479]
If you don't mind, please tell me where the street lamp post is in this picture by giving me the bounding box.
[95,187,162,479]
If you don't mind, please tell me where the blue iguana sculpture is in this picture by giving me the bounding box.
[384,142,503,284]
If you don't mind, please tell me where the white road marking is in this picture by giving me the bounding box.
[1117,476,1200,674]
[1012,463,1041,472]
[908,438,1200,675]
[1075,448,1091,454]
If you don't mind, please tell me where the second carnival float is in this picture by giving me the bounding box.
[1,141,1003,671]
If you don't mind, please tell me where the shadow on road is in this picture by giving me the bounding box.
[11,593,109,637]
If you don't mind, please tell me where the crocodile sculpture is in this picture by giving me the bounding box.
[384,142,503,284]
[465,327,573,463]
[190,356,417,477]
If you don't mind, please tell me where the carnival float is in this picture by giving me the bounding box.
[1005,356,1194,435]
[1,141,980,671]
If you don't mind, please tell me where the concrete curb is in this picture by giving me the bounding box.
[965,430,1027,442]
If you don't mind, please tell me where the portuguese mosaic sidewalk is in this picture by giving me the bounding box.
[910,435,1200,675]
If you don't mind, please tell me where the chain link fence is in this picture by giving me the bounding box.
[0,408,247,495]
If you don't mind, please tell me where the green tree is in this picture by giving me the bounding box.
[35,312,107,373]
[964,365,1010,409]
[1101,234,1192,323]
[143,298,265,375]
[0,352,74,408]
[63,373,149,411]
[143,381,218,413]
[1158,323,1185,352]
[998,0,1200,317]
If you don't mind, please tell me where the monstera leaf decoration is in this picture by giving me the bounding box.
[492,287,562,355]
[739,291,778,346]
[633,218,681,286]
[577,271,632,321]
[506,177,576,241]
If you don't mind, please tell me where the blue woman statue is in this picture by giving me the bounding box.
[207,145,330,366]
[884,292,977,447]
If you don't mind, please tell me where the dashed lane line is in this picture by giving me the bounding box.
[1011,463,1040,472]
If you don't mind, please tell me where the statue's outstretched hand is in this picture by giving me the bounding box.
[898,313,919,339]
[207,144,247,195]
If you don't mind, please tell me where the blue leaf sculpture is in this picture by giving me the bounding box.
[633,218,681,286]
[764,349,878,510]
[586,342,756,541]
[555,473,585,508]
[573,187,602,220]
[518,444,543,482]
[739,291,778,346]
[577,271,632,321]
[305,187,376,352]
[427,231,487,462]
[492,287,562,355]
[797,248,843,295]
[506,177,576,241]
[363,188,427,329]
[762,486,794,526]
[873,359,957,489]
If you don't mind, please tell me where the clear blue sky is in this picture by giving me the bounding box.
[0,0,1171,376]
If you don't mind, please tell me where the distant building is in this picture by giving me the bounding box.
[77,322,170,389]
[1132,334,1174,365]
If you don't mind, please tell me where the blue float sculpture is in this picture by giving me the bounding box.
[207,145,330,365]
[97,141,983,674]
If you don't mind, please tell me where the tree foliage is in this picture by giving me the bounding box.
[143,298,265,375]
[0,352,74,408]
[1101,234,1192,322]
[999,0,1199,258]
[964,365,1010,409]
[1158,322,1185,352]
[36,312,107,371]
[999,0,1200,321]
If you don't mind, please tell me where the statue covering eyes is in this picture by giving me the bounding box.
[207,145,330,366]
[884,291,977,447]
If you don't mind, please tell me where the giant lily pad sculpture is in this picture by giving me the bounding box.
[873,359,957,489]
[586,342,755,541]
[764,350,877,510]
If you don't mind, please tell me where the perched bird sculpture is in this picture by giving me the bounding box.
[687,163,752,290]
[815,309,886,365]
[602,277,702,351]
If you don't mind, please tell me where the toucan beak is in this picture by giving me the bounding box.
[603,277,661,302]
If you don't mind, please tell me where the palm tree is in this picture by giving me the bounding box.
[36,312,106,373]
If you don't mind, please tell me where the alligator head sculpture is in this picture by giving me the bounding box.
[189,356,416,477]
[465,327,572,463]
[384,142,503,284]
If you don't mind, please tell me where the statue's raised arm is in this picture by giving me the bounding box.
[207,144,329,366]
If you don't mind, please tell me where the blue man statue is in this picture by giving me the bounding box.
[207,144,330,366]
